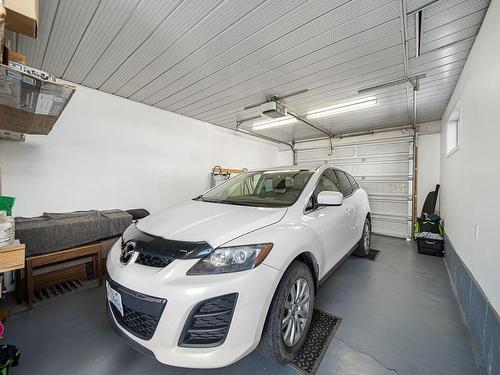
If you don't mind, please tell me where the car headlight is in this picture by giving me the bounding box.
[187,243,273,275]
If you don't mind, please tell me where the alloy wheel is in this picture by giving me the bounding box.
[282,277,310,347]
[364,221,371,251]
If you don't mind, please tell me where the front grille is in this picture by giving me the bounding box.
[135,253,174,268]
[179,293,238,347]
[108,279,166,341]
[110,304,159,340]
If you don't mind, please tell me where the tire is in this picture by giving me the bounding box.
[258,260,315,363]
[353,217,371,257]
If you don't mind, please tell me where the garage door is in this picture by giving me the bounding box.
[295,131,414,239]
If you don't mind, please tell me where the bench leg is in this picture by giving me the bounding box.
[15,269,23,305]
[26,259,34,309]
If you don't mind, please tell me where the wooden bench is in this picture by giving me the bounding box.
[20,243,102,309]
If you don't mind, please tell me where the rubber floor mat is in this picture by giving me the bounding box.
[352,248,381,261]
[289,309,342,375]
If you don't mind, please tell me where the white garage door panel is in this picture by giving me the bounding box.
[371,213,410,238]
[296,133,414,238]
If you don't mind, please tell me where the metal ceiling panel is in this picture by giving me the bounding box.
[205,64,406,126]
[62,0,142,83]
[196,55,405,122]
[160,0,399,112]
[186,42,404,120]
[421,0,490,30]
[12,0,59,68]
[41,0,101,77]
[4,0,490,141]
[98,1,223,93]
[406,0,434,14]
[136,0,312,105]
[144,0,357,107]
[81,0,185,88]
[171,12,402,117]
[121,0,266,99]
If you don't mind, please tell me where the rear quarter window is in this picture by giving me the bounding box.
[346,173,359,192]
[335,170,353,196]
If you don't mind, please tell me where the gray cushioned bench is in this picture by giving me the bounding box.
[14,209,132,308]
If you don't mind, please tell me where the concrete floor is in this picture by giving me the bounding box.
[2,235,486,375]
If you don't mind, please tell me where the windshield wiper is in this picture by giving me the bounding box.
[217,199,276,207]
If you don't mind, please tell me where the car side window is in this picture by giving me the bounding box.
[305,170,341,213]
[334,170,353,196]
[315,169,341,195]
[346,173,359,192]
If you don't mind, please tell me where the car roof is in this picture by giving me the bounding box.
[247,164,345,173]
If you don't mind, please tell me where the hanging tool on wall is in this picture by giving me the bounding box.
[210,166,247,188]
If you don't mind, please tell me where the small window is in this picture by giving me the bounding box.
[447,103,460,156]
[346,173,359,192]
[335,170,353,196]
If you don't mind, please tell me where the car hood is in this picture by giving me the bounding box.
[136,200,287,248]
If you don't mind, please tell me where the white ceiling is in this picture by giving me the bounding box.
[6,0,490,142]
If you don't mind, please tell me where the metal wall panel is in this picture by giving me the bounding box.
[296,134,414,238]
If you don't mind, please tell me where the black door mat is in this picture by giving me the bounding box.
[289,309,342,375]
[352,248,381,261]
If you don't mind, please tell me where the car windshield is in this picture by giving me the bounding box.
[196,170,314,207]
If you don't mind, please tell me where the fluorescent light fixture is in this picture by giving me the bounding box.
[306,96,377,119]
[252,116,298,130]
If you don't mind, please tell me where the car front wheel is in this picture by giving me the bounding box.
[259,260,314,363]
[353,217,371,257]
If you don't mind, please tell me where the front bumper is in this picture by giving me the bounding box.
[106,241,283,368]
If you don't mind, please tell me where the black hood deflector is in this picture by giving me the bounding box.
[122,224,213,259]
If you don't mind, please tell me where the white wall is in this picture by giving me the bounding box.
[0,85,282,217]
[417,133,440,215]
[440,0,500,313]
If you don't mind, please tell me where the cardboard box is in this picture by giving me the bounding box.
[1,3,6,64]
[0,64,75,135]
[8,50,28,64]
[4,0,38,38]
[9,61,53,81]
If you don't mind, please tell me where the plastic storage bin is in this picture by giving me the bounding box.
[416,232,444,257]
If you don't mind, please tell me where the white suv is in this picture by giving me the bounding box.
[106,165,371,368]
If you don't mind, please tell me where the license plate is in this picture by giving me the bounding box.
[106,281,124,317]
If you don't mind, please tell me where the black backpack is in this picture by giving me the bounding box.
[0,345,20,375]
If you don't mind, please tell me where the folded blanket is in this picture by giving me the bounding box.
[15,210,132,257]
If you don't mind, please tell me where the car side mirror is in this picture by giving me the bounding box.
[317,191,343,206]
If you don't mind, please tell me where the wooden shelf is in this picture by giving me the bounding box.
[0,242,25,273]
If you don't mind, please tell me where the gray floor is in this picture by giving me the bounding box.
[2,235,486,375]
